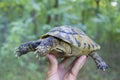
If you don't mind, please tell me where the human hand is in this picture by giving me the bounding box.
[46,54,87,80]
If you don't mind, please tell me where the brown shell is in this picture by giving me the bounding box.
[42,26,100,52]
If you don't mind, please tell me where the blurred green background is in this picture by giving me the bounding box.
[0,0,120,80]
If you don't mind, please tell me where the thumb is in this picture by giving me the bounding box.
[71,55,87,76]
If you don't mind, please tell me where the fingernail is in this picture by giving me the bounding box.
[46,54,54,59]
[81,55,87,60]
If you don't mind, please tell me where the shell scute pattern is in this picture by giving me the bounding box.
[42,26,100,52]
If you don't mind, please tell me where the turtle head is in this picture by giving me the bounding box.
[16,41,41,57]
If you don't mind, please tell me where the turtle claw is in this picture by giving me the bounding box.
[34,51,41,60]
[97,62,108,71]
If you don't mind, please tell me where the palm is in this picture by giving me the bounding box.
[58,66,76,80]
[46,54,87,80]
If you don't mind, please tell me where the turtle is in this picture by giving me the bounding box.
[16,26,108,71]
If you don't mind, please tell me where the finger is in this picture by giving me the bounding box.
[68,57,78,70]
[46,54,58,71]
[59,57,70,68]
[71,55,87,76]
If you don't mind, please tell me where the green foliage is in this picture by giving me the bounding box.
[0,0,120,80]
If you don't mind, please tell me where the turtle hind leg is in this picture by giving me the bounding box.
[89,52,108,71]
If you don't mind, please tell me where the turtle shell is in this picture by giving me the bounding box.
[42,26,100,52]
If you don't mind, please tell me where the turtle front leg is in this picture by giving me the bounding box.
[89,52,108,71]
[34,36,59,57]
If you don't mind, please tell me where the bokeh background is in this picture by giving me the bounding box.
[0,0,120,80]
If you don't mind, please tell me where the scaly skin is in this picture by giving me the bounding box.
[89,52,108,71]
[34,36,59,57]
[16,40,41,57]
[16,36,59,57]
